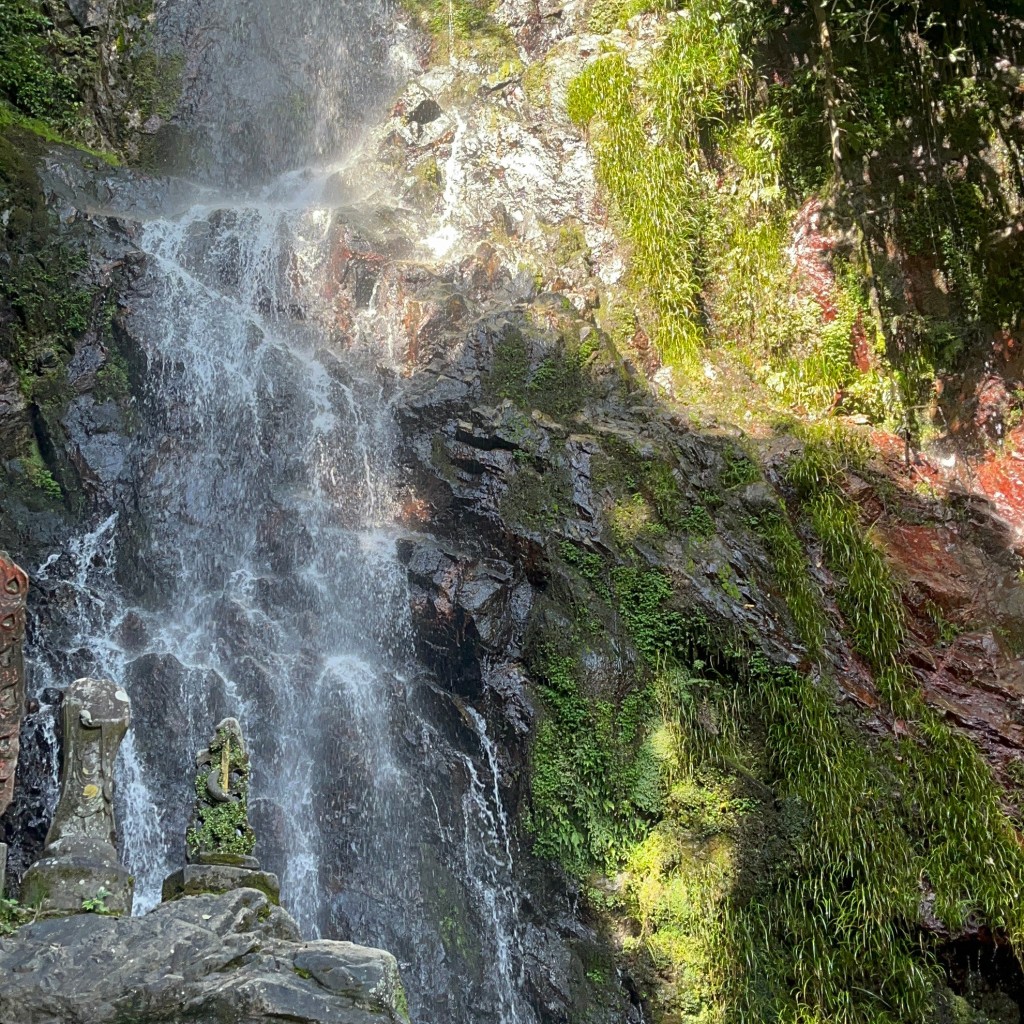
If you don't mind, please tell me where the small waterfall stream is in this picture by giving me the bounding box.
[19,3,538,1022]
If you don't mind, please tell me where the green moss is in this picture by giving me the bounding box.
[610,492,664,544]
[501,460,573,532]
[94,354,131,403]
[592,436,716,546]
[395,983,410,1021]
[126,50,183,124]
[559,541,612,601]
[412,155,443,190]
[23,442,61,499]
[483,326,590,421]
[552,222,591,268]
[525,636,661,874]
[397,0,514,65]
[185,727,256,860]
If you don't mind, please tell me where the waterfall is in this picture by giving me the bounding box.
[20,3,538,1022]
[461,709,527,1024]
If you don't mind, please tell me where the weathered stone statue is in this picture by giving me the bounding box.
[0,552,28,896]
[162,717,279,903]
[21,677,133,916]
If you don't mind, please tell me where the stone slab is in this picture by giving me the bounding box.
[162,863,280,904]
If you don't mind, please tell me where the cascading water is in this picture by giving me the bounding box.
[19,3,538,1022]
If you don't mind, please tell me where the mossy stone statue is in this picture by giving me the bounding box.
[162,717,279,904]
[21,677,133,916]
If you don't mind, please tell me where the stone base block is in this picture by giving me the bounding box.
[162,863,280,904]
[21,849,133,917]
[194,853,261,870]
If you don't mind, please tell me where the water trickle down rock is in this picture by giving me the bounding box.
[162,717,281,904]
[0,553,28,895]
[21,677,133,916]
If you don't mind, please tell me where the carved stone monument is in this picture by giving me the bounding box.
[162,717,279,903]
[0,552,28,896]
[21,677,133,915]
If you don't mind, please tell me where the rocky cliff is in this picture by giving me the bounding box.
[2,1,1024,1023]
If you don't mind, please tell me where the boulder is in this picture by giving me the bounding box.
[0,887,409,1024]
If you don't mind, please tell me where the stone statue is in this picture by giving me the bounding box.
[21,678,133,916]
[0,552,28,896]
[162,717,279,903]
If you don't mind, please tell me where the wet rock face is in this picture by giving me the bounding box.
[0,138,144,567]
[0,361,30,459]
[323,16,1024,1016]
[0,888,409,1024]
[0,142,152,886]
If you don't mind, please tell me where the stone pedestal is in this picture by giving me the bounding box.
[162,855,280,903]
[22,678,133,916]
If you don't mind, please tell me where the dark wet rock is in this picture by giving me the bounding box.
[61,396,131,497]
[407,98,443,126]
[400,538,530,697]
[0,360,30,458]
[0,888,408,1024]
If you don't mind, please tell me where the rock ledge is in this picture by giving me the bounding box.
[0,888,408,1024]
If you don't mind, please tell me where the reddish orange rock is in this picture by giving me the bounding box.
[0,553,27,817]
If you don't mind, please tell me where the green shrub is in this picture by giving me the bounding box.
[0,0,82,126]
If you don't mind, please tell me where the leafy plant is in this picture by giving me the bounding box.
[0,896,28,934]
[0,0,84,127]
[81,888,112,915]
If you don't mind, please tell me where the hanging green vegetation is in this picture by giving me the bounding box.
[566,1,907,430]
[397,0,514,64]
[786,424,1024,938]
[566,3,742,366]
[526,422,1024,1023]
[0,0,86,129]
[569,0,1024,443]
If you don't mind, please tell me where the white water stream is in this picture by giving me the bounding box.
[19,3,537,1015]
